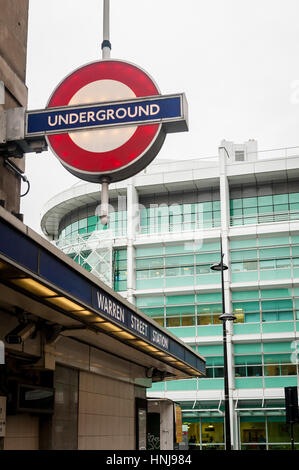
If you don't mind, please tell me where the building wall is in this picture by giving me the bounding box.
[52,365,79,450]
[0,0,29,214]
[1,314,147,450]
[4,414,39,450]
[78,371,135,450]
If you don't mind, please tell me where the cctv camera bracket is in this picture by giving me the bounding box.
[0,108,47,158]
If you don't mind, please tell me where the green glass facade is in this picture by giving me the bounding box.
[135,241,221,291]
[113,248,127,292]
[58,210,127,240]
[140,201,221,234]
[230,192,299,226]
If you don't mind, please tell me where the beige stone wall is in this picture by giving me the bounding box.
[78,371,135,450]
[4,413,39,450]
[0,0,29,214]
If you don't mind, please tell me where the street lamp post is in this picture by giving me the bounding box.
[211,236,235,451]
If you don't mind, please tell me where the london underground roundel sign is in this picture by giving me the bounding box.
[47,60,167,183]
[26,60,188,183]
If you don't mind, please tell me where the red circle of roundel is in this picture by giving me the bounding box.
[46,60,161,176]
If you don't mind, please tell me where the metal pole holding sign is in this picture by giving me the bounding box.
[102,0,111,59]
[26,2,188,223]
[100,0,111,225]
[100,178,110,226]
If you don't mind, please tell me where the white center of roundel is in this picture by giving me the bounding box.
[68,80,137,153]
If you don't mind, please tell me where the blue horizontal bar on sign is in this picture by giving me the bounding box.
[26,94,184,136]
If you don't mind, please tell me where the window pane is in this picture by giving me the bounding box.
[258,196,273,206]
[243,197,257,208]
[289,193,299,203]
[136,296,164,307]
[262,299,293,311]
[201,421,224,444]
[247,366,262,376]
[230,199,242,209]
[232,290,259,300]
[273,194,288,204]
[260,259,275,269]
[233,301,259,312]
[264,365,280,376]
[136,257,164,269]
[235,366,246,377]
[240,420,266,445]
[165,267,180,277]
[166,317,180,327]
[166,305,195,315]
[234,354,262,365]
[205,356,224,366]
[181,266,194,276]
[259,247,290,258]
[231,250,258,261]
[243,207,258,216]
[79,218,87,228]
[281,364,297,375]
[166,294,195,304]
[244,261,258,271]
[263,353,292,363]
[276,258,290,268]
[274,204,289,213]
[260,288,292,299]
[268,421,294,443]
[136,270,149,279]
[196,265,211,274]
[181,316,195,326]
[214,367,224,378]
[198,315,212,325]
[150,269,164,278]
[166,254,194,266]
[153,317,164,327]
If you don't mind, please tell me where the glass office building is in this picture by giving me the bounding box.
[41,139,299,450]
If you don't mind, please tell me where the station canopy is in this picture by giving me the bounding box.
[0,208,205,381]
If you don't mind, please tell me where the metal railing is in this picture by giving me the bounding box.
[55,228,126,250]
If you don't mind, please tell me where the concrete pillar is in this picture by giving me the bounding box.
[126,181,138,304]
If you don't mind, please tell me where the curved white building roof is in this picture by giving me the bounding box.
[41,156,219,237]
[41,141,299,238]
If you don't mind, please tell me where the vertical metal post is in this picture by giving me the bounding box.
[102,0,111,59]
[220,237,232,451]
[99,0,111,225]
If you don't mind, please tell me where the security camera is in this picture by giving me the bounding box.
[146,367,154,378]
[5,323,36,344]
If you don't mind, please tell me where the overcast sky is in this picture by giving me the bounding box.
[21,0,299,232]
